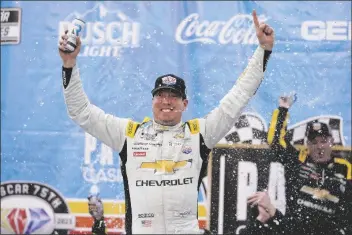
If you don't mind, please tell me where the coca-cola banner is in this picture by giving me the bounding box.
[175,13,268,45]
[1,1,351,234]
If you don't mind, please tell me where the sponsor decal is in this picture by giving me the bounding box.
[59,3,141,57]
[141,220,152,227]
[174,209,192,218]
[1,8,22,45]
[169,141,182,147]
[182,146,192,154]
[132,146,149,151]
[161,76,177,85]
[301,20,351,41]
[1,181,75,234]
[138,159,192,174]
[300,186,339,203]
[175,13,269,45]
[173,133,185,139]
[140,132,157,141]
[133,152,146,157]
[136,177,194,187]
[138,213,154,218]
[297,199,335,214]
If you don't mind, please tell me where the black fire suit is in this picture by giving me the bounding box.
[265,107,352,235]
[92,218,107,235]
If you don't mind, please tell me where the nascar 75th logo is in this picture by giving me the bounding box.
[1,181,75,234]
[1,8,22,45]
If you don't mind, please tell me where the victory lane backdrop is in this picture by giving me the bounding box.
[1,1,351,234]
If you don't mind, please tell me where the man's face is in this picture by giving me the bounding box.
[152,89,188,126]
[307,136,334,163]
[88,203,97,215]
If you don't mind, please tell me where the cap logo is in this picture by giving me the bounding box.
[313,123,321,131]
[162,76,177,85]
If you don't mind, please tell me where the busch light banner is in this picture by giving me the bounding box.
[1,1,351,234]
[208,146,352,234]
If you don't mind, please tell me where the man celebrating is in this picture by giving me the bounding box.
[88,195,107,235]
[59,10,275,234]
[253,93,352,234]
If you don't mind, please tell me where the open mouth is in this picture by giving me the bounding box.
[161,108,174,112]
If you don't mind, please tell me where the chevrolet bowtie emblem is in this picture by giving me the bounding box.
[300,185,339,203]
[139,159,192,174]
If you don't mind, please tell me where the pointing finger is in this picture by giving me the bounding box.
[252,9,260,28]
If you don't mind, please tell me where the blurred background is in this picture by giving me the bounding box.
[1,1,351,234]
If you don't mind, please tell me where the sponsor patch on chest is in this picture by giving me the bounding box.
[133,152,146,157]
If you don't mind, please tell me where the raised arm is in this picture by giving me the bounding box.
[267,93,297,153]
[202,10,274,148]
[59,29,128,152]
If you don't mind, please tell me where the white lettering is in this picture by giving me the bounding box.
[236,161,258,221]
[48,191,57,202]
[33,184,40,195]
[122,22,140,47]
[15,184,22,194]
[100,143,113,165]
[1,184,28,196]
[60,21,140,46]
[52,198,62,209]
[81,46,122,57]
[91,22,105,45]
[59,17,141,57]
[297,199,335,214]
[40,187,49,198]
[84,133,97,164]
[1,11,10,22]
[268,163,286,214]
[99,46,112,56]
[301,21,351,41]
[175,13,268,45]
[235,225,246,234]
[1,186,6,197]
[326,21,347,40]
[22,184,29,194]
[82,167,122,183]
[7,185,13,194]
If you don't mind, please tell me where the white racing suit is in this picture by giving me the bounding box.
[62,46,271,234]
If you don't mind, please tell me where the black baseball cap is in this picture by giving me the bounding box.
[306,121,332,141]
[151,74,187,99]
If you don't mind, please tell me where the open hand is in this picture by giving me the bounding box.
[252,10,275,51]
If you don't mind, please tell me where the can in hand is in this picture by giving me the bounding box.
[65,18,85,53]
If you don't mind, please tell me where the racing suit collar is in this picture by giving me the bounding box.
[152,120,183,131]
[307,156,334,169]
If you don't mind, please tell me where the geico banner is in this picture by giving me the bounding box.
[208,145,352,234]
